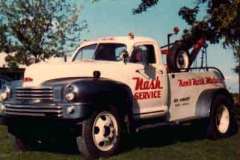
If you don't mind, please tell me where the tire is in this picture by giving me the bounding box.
[207,94,237,139]
[167,47,190,72]
[76,108,123,159]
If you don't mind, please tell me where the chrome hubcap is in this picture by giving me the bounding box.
[92,112,118,151]
[216,105,230,134]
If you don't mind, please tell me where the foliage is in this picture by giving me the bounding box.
[0,24,11,53]
[133,0,159,14]
[0,0,87,65]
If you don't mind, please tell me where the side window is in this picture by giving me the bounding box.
[115,46,127,60]
[95,44,127,61]
[130,45,156,64]
[74,44,97,61]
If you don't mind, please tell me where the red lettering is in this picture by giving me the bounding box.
[156,90,161,98]
[178,77,222,87]
[143,81,149,90]
[178,79,192,87]
[133,77,143,90]
[134,90,161,100]
[134,92,139,99]
[155,76,162,89]
[205,77,222,84]
[192,78,204,85]
[133,76,163,100]
[133,76,163,91]
[149,80,155,89]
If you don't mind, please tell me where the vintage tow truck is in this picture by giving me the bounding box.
[1,34,237,159]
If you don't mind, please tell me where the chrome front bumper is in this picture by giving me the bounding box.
[5,103,63,117]
[4,102,92,119]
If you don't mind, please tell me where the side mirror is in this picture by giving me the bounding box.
[120,50,129,64]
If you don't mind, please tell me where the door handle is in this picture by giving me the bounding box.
[135,69,149,79]
[136,69,140,73]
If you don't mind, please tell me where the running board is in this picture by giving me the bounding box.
[134,114,171,132]
[135,121,171,132]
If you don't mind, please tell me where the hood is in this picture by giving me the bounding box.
[23,60,131,87]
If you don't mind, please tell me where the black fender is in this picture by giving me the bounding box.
[66,78,134,122]
[195,88,233,118]
[43,77,134,117]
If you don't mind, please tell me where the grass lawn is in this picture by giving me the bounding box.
[0,107,239,160]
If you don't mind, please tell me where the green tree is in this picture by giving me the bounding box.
[0,0,87,65]
[133,0,240,49]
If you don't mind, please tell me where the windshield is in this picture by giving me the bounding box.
[73,43,127,61]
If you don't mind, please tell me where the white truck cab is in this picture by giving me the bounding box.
[2,35,236,159]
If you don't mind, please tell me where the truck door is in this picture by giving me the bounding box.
[129,43,168,119]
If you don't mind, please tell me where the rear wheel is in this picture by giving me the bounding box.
[207,94,237,139]
[76,109,122,159]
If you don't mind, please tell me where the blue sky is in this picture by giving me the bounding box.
[76,0,238,92]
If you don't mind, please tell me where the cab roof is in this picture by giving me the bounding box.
[80,36,157,47]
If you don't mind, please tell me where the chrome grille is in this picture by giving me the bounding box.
[5,87,63,117]
[16,88,54,101]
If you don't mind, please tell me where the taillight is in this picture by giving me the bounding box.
[23,77,33,82]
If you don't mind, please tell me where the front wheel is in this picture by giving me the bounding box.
[76,109,122,159]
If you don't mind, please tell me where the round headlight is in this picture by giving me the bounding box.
[65,92,75,101]
[0,85,11,101]
[64,85,78,102]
